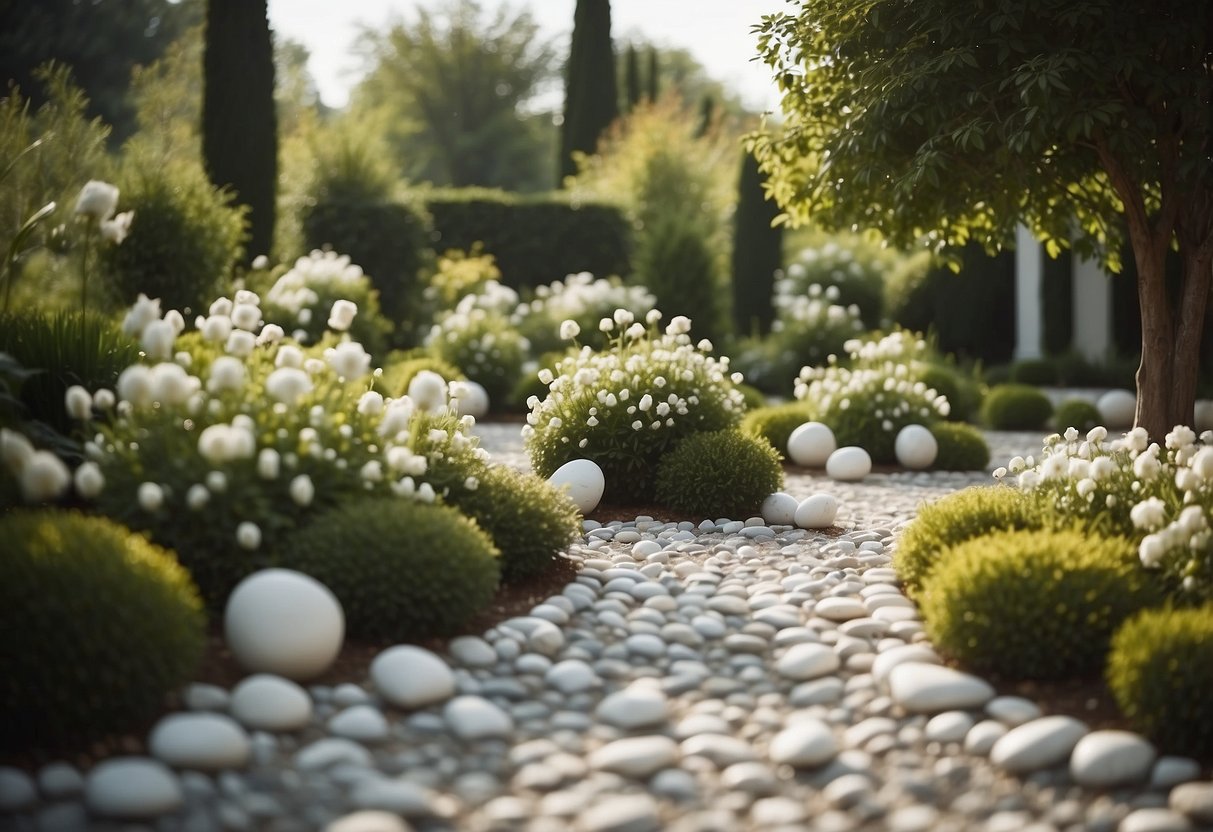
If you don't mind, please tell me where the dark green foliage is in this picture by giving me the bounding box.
[423,189,631,290]
[559,0,619,183]
[895,485,1041,594]
[444,465,581,582]
[981,383,1054,430]
[633,213,724,344]
[1107,606,1213,759]
[1010,358,1059,386]
[655,429,784,518]
[1053,398,1103,433]
[100,162,246,313]
[375,351,466,398]
[281,498,500,641]
[646,46,659,101]
[624,44,642,111]
[0,509,205,753]
[731,151,782,336]
[920,528,1160,680]
[301,198,434,345]
[734,382,767,413]
[917,364,978,423]
[928,423,990,471]
[740,401,815,457]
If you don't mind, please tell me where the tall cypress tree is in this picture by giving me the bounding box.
[202,0,277,261]
[646,46,659,101]
[559,0,618,183]
[731,150,783,336]
[624,44,641,111]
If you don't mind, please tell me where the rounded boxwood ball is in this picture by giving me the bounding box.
[920,528,1162,680]
[981,383,1054,430]
[280,498,500,641]
[655,429,784,518]
[929,422,991,471]
[1053,399,1103,434]
[0,510,206,753]
[740,401,815,457]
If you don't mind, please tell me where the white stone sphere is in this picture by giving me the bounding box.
[786,421,837,467]
[826,446,872,481]
[224,569,344,681]
[894,424,938,470]
[547,458,605,514]
[1195,400,1213,432]
[794,493,840,529]
[449,380,489,419]
[1097,389,1136,429]
[760,492,799,526]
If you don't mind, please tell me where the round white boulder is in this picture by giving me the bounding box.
[1195,399,1213,432]
[84,758,183,819]
[894,424,938,470]
[224,569,344,681]
[147,713,251,771]
[826,446,872,481]
[761,492,799,526]
[449,380,489,419]
[794,493,839,529]
[787,422,836,467]
[229,674,313,732]
[547,458,605,514]
[1097,389,1136,429]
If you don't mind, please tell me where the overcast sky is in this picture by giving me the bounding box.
[266,0,787,111]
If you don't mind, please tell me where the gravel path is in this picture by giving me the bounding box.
[3,424,1211,832]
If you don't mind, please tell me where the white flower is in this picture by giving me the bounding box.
[257,448,280,480]
[1130,497,1167,530]
[64,385,92,420]
[1179,505,1207,534]
[1191,446,1213,481]
[252,255,269,270]
[646,309,662,325]
[208,356,247,394]
[1133,446,1162,481]
[1124,427,1150,454]
[137,481,164,512]
[408,370,448,412]
[625,322,646,340]
[327,299,358,332]
[72,460,104,498]
[378,398,415,438]
[99,210,134,244]
[236,522,262,551]
[275,344,304,369]
[225,329,256,357]
[1076,477,1097,498]
[697,339,713,352]
[201,314,234,343]
[73,180,119,221]
[613,308,634,326]
[559,319,580,340]
[327,341,371,381]
[206,470,228,492]
[210,297,234,316]
[1139,533,1166,568]
[1166,425,1197,450]
[1086,425,1108,444]
[148,362,198,405]
[266,367,314,405]
[117,364,155,408]
[599,317,613,332]
[234,289,260,306]
[140,318,177,361]
[360,460,383,483]
[186,484,210,511]
[18,451,70,502]
[992,467,1007,481]
[417,482,436,503]
[464,476,479,490]
[666,315,691,335]
[304,358,326,375]
[289,474,315,506]
[92,388,115,410]
[257,323,285,346]
[358,391,385,416]
[229,302,261,332]
[1040,454,1067,480]
[121,293,162,337]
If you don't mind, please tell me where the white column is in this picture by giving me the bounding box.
[1014,224,1043,361]
[1072,252,1113,363]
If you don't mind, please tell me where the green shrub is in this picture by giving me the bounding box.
[735,382,767,413]
[929,423,991,471]
[917,363,982,423]
[740,401,815,456]
[981,383,1054,430]
[420,247,504,325]
[426,302,528,408]
[920,528,1160,680]
[895,485,1042,594]
[655,429,784,518]
[0,509,205,753]
[375,351,466,398]
[1053,398,1102,433]
[1010,358,1059,386]
[101,159,246,313]
[1107,605,1213,759]
[632,212,725,344]
[781,233,896,329]
[515,272,657,357]
[445,465,581,582]
[281,498,500,641]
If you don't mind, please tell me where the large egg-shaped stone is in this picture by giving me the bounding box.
[786,422,837,467]
[547,458,605,514]
[894,424,938,470]
[826,446,872,481]
[794,493,839,529]
[1097,390,1136,429]
[1195,400,1213,432]
[449,380,489,419]
[225,569,344,681]
[761,492,799,525]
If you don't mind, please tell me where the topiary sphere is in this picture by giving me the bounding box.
[279,498,500,641]
[445,465,581,582]
[655,429,784,518]
[895,485,1040,594]
[920,528,1162,680]
[1053,399,1103,434]
[0,510,206,753]
[374,351,465,398]
[929,422,991,471]
[740,401,815,457]
[981,383,1054,430]
[1107,605,1213,759]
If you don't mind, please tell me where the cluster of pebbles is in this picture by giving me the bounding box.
[1,426,1210,832]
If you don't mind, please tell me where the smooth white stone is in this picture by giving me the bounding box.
[1152,757,1203,790]
[230,674,313,732]
[450,379,489,419]
[84,757,183,819]
[964,720,1009,756]
[787,422,837,467]
[0,767,36,812]
[871,644,941,686]
[448,636,497,668]
[443,695,514,740]
[985,695,1042,727]
[547,459,605,514]
[1097,389,1136,429]
[795,493,840,529]
[888,662,995,713]
[544,659,601,693]
[894,424,938,469]
[776,642,841,681]
[350,778,435,814]
[182,682,230,711]
[768,719,838,768]
[1118,808,1194,832]
[36,763,83,800]
[815,596,867,622]
[596,685,669,729]
[925,711,976,743]
[325,809,411,832]
[224,569,344,680]
[1170,782,1213,823]
[1195,400,1213,432]
[576,794,660,832]
[1069,730,1156,788]
[826,446,872,481]
[329,705,391,743]
[990,715,1089,773]
[148,713,251,771]
[680,734,759,766]
[371,645,456,709]
[588,736,679,778]
[294,738,373,770]
[761,492,799,526]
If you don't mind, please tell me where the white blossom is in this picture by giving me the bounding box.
[327,299,358,331]
[358,391,385,416]
[72,460,104,498]
[559,319,580,340]
[257,448,280,480]
[137,481,164,512]
[408,370,448,411]
[289,474,315,506]
[207,356,247,394]
[64,385,92,420]
[225,329,256,357]
[140,318,176,361]
[121,294,162,337]
[266,367,314,405]
[74,180,119,221]
[236,522,262,551]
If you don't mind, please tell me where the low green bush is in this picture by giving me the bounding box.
[1009,358,1059,386]
[739,401,816,456]
[375,351,466,399]
[895,485,1041,594]
[981,383,1054,430]
[734,382,767,413]
[920,528,1160,680]
[1053,398,1103,434]
[633,212,725,344]
[281,498,500,641]
[425,305,527,408]
[929,423,991,471]
[917,363,983,423]
[1107,605,1213,759]
[655,429,784,518]
[0,510,205,753]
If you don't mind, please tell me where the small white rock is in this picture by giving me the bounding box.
[1097,389,1136,429]
[786,421,836,467]
[371,645,456,709]
[826,446,872,481]
[450,379,489,419]
[795,493,840,529]
[230,674,313,732]
[547,459,605,514]
[815,596,867,621]
[147,713,251,771]
[761,492,799,526]
[925,711,976,744]
[989,715,1089,774]
[325,809,412,832]
[588,736,679,778]
[887,662,995,713]
[224,569,344,681]
[84,757,183,819]
[0,767,37,812]
[329,705,391,743]
[776,642,841,681]
[443,695,514,740]
[596,685,669,729]
[1069,730,1156,788]
[894,424,938,469]
[768,719,838,768]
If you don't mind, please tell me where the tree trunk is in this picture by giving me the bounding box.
[1130,225,1175,441]
[1171,249,1213,429]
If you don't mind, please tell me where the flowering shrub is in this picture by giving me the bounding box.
[420,247,502,322]
[425,281,529,406]
[794,331,950,463]
[779,235,892,329]
[515,271,657,356]
[524,311,746,503]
